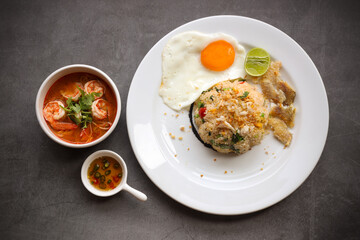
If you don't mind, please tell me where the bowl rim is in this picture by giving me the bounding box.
[81,150,128,197]
[35,64,121,148]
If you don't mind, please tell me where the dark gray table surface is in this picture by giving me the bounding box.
[1,0,359,239]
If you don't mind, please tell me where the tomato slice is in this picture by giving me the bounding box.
[199,107,206,118]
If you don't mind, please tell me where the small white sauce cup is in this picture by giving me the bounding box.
[81,150,147,200]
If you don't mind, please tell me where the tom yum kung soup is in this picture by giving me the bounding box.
[43,73,117,144]
[88,156,123,190]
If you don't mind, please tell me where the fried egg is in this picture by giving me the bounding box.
[159,31,246,111]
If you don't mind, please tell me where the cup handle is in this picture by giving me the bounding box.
[123,184,147,201]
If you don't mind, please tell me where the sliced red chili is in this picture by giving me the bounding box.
[80,127,90,138]
[92,177,99,185]
[112,176,119,183]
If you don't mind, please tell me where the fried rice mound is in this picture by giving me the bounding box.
[194,80,269,154]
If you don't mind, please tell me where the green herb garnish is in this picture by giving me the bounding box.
[197,101,205,108]
[231,133,244,143]
[260,113,265,118]
[60,87,101,129]
[219,144,230,149]
[202,89,211,94]
[210,95,214,101]
[230,145,240,153]
[240,91,249,99]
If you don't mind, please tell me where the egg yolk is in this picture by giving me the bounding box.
[201,40,235,71]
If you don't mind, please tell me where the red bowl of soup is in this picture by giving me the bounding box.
[36,64,121,148]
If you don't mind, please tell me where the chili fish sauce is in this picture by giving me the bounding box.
[88,156,123,191]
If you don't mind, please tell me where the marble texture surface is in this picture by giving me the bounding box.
[0,0,359,239]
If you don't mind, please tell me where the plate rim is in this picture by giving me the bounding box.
[126,15,329,215]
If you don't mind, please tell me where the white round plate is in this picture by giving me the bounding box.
[126,15,329,215]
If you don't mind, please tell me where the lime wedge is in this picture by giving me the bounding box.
[245,48,270,76]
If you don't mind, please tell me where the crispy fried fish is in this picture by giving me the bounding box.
[246,60,296,147]
[278,81,296,105]
[259,61,286,104]
[268,117,292,147]
[270,105,296,128]
[246,61,296,105]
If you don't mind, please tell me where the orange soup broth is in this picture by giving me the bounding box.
[44,72,117,144]
[88,157,123,191]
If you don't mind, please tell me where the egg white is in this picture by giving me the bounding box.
[159,31,246,111]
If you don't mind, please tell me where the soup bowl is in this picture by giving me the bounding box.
[35,64,121,148]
